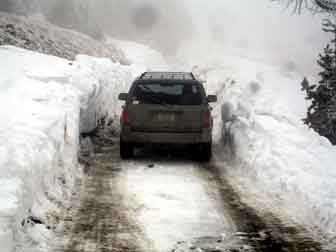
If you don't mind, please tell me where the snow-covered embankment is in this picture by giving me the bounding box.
[0,46,133,251]
[193,55,336,244]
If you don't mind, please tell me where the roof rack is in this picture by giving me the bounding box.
[139,72,196,81]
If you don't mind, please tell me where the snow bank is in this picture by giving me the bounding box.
[0,46,134,251]
[192,54,336,240]
[70,54,133,133]
[110,39,169,71]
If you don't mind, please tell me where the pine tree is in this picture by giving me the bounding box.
[301,77,310,91]
[303,19,336,144]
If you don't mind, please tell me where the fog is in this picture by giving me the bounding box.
[84,0,331,75]
[1,0,330,74]
[182,0,329,74]
[91,0,195,54]
[94,0,328,74]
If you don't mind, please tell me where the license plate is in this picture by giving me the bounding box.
[157,112,176,122]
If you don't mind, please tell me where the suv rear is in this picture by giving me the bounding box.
[118,72,217,161]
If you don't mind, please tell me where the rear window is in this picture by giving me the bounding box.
[132,82,203,105]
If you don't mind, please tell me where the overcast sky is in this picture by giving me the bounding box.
[177,0,329,74]
[112,0,328,75]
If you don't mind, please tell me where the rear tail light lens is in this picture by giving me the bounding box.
[203,110,213,129]
[122,110,130,125]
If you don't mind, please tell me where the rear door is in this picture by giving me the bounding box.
[127,81,206,133]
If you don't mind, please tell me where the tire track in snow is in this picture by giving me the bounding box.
[204,157,332,252]
[53,130,154,252]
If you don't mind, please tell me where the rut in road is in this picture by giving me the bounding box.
[54,130,154,252]
[173,160,331,252]
[202,156,332,252]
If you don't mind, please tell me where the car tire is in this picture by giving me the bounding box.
[120,140,134,159]
[199,143,212,162]
[192,143,212,162]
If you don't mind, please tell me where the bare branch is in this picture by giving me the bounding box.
[274,0,336,13]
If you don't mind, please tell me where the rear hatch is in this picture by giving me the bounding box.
[127,81,206,133]
[129,104,205,133]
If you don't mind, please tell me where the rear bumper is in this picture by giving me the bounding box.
[121,128,212,144]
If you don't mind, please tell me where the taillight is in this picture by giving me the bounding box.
[122,110,130,126]
[203,110,213,129]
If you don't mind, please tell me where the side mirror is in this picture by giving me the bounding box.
[207,95,217,103]
[118,93,128,101]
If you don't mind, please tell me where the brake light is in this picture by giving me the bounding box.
[203,110,213,129]
[122,110,130,125]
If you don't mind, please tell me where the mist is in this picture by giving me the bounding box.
[73,0,333,75]
[0,0,330,74]
[91,0,195,55]
[97,0,330,75]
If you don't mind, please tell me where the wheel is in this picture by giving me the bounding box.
[192,143,212,162]
[199,143,212,162]
[120,140,134,159]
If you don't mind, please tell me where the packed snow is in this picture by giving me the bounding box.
[0,45,134,252]
[121,160,231,252]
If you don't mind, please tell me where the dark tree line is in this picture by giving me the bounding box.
[301,19,336,144]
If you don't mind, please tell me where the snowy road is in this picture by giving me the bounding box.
[53,128,330,252]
